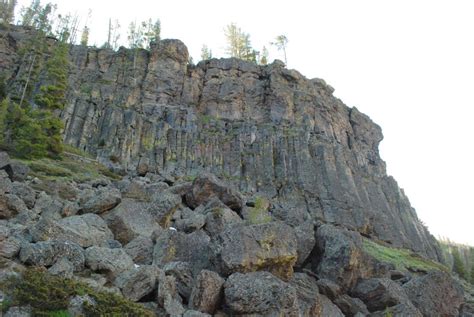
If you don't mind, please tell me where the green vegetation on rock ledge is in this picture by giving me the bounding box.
[16,150,120,183]
[363,239,448,273]
[1,268,154,316]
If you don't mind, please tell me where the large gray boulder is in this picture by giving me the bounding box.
[153,229,210,271]
[31,214,114,248]
[189,270,224,314]
[104,199,159,244]
[147,190,181,227]
[19,240,85,271]
[123,235,154,265]
[85,246,134,275]
[403,270,464,317]
[351,278,409,312]
[80,186,121,214]
[114,265,160,301]
[163,261,194,301]
[312,224,373,290]
[224,271,300,316]
[289,272,322,316]
[185,173,243,212]
[215,222,297,280]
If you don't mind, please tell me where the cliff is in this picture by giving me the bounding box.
[0,25,441,261]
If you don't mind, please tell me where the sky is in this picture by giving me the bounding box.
[15,0,474,245]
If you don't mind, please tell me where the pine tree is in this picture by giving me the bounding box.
[0,0,17,25]
[259,46,269,65]
[470,263,474,285]
[143,18,160,47]
[201,44,212,60]
[452,247,467,280]
[271,35,288,65]
[224,23,257,62]
[80,25,89,46]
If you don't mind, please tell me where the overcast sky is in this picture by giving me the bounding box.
[16,0,474,245]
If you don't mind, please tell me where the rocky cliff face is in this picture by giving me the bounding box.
[0,25,441,262]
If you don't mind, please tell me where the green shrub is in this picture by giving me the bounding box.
[3,268,154,317]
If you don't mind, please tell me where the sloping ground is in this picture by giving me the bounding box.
[0,151,471,316]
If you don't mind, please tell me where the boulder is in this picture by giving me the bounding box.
[85,246,134,275]
[224,271,300,316]
[185,173,243,211]
[0,236,21,258]
[104,199,158,244]
[163,261,194,301]
[289,272,322,316]
[312,224,371,290]
[351,278,409,312]
[294,221,316,266]
[68,295,97,317]
[189,270,224,314]
[316,278,342,301]
[8,162,30,182]
[403,270,464,317]
[123,235,154,265]
[48,257,74,278]
[33,192,63,220]
[114,265,160,301]
[80,186,121,214]
[215,222,297,280]
[320,295,345,317]
[147,190,181,227]
[202,202,242,236]
[0,194,26,219]
[157,272,185,315]
[153,229,210,271]
[0,152,11,170]
[334,294,370,317]
[175,212,206,233]
[19,240,85,271]
[11,182,36,209]
[31,214,114,248]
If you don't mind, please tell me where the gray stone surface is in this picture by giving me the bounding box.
[163,261,194,301]
[224,271,300,316]
[80,186,121,214]
[85,246,134,275]
[403,270,464,317]
[31,213,114,248]
[153,229,210,271]
[114,265,160,301]
[189,270,224,314]
[123,235,154,265]
[215,222,297,280]
[103,198,159,244]
[289,272,322,316]
[19,240,85,271]
[351,278,409,312]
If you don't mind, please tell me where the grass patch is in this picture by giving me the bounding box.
[363,238,448,273]
[247,196,272,225]
[16,154,121,183]
[1,268,154,317]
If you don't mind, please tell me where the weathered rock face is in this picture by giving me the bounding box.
[0,26,442,259]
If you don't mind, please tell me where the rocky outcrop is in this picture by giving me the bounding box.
[0,25,442,260]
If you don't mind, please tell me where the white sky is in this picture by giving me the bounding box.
[16,0,474,245]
